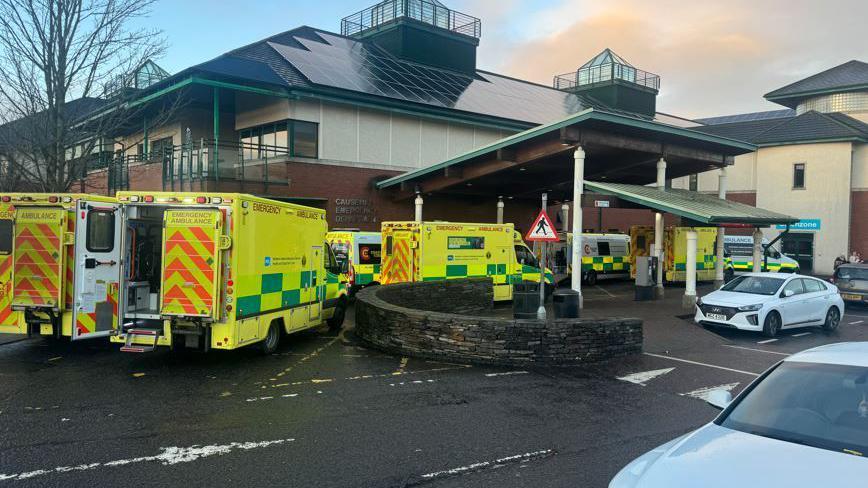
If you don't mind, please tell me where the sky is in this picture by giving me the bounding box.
[143,0,868,119]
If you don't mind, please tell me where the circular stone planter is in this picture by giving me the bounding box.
[354,278,643,366]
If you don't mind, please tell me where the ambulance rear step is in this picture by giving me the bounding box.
[120,328,161,353]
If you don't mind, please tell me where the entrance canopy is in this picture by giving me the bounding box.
[376,107,756,200]
[586,182,798,226]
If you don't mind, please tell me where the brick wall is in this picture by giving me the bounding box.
[355,278,643,366]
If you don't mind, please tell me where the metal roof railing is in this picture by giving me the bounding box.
[554,62,660,91]
[341,0,481,39]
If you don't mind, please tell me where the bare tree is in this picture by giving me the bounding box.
[0,0,168,192]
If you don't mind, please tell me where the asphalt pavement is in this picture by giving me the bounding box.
[1,282,865,487]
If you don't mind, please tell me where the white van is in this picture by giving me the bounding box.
[723,235,800,281]
[549,233,630,285]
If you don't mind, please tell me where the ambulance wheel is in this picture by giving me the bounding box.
[328,298,347,332]
[585,270,597,286]
[724,268,735,283]
[259,322,281,355]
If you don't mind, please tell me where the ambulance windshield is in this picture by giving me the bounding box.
[515,245,539,268]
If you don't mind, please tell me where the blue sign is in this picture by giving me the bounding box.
[776,219,821,231]
[264,256,272,267]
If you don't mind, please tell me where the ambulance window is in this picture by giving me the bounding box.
[385,236,393,256]
[597,241,611,256]
[86,210,115,252]
[324,244,338,270]
[515,246,539,268]
[0,220,11,254]
[331,242,350,267]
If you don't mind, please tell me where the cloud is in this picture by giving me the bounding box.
[490,0,868,118]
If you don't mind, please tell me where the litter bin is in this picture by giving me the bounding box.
[553,289,580,318]
[513,282,540,319]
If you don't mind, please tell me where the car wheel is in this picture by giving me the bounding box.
[585,270,597,286]
[724,268,734,283]
[327,298,347,332]
[258,322,281,355]
[822,307,840,331]
[762,311,781,338]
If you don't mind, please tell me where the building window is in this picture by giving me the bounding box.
[793,163,805,189]
[292,121,318,158]
[239,119,318,160]
[688,174,698,191]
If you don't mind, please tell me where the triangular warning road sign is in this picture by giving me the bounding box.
[525,210,559,242]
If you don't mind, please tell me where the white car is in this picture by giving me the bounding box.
[695,273,844,337]
[610,342,868,488]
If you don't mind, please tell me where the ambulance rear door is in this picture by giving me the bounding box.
[12,206,67,311]
[160,209,222,319]
[72,201,123,340]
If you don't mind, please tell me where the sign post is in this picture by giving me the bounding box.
[525,194,558,320]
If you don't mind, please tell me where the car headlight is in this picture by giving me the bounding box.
[737,304,763,312]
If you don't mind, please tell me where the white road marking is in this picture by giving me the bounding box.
[595,285,616,298]
[0,438,294,481]
[756,338,778,344]
[420,449,554,481]
[389,380,437,387]
[792,332,812,337]
[680,382,740,402]
[722,344,790,356]
[850,320,864,325]
[484,371,529,377]
[616,367,675,386]
[644,353,760,377]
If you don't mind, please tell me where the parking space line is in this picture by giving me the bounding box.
[756,338,778,344]
[643,352,760,377]
[595,285,616,298]
[792,332,812,337]
[722,345,790,356]
[484,371,529,377]
[850,320,864,325]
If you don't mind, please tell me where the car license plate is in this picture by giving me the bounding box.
[841,293,862,301]
[707,313,727,321]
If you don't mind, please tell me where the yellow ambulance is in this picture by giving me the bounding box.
[630,225,718,282]
[0,193,119,340]
[114,192,348,353]
[326,230,381,295]
[380,221,553,301]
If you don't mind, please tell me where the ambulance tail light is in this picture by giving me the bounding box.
[1,196,9,203]
[62,196,72,203]
[211,197,222,204]
[347,264,355,286]
[48,196,58,203]
[196,196,207,204]
[144,195,154,203]
[129,195,141,202]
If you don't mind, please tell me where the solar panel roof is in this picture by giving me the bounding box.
[266,30,600,125]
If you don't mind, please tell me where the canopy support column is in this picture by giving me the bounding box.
[714,168,728,288]
[654,157,666,297]
[752,228,763,272]
[683,230,698,310]
[496,196,504,224]
[414,192,423,222]
[570,147,585,309]
[560,203,570,233]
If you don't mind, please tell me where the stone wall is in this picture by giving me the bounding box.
[354,278,643,366]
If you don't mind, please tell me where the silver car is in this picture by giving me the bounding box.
[610,342,868,487]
